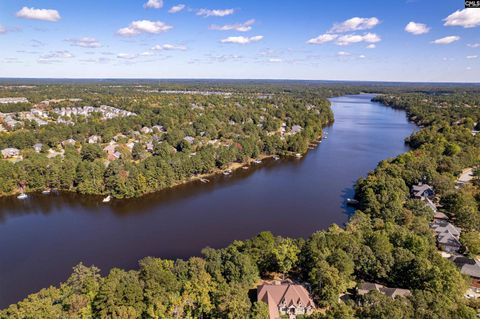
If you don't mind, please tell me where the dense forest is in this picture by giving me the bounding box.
[1,84,480,318]
[0,84,334,198]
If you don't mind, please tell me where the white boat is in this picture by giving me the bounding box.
[17,193,28,200]
[253,159,262,164]
[273,156,280,160]
[295,153,302,158]
[103,195,111,203]
[42,189,51,195]
[223,169,232,176]
[346,198,359,206]
[242,166,249,170]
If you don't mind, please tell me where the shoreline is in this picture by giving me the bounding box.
[3,133,326,201]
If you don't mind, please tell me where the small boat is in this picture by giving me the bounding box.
[200,178,210,183]
[17,193,28,200]
[324,136,328,139]
[346,198,359,206]
[103,195,111,203]
[242,166,249,170]
[273,156,280,160]
[42,189,51,195]
[295,153,302,158]
[253,159,262,164]
[223,169,232,176]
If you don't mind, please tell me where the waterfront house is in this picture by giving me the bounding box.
[431,220,462,253]
[412,183,435,199]
[450,256,480,298]
[357,282,412,300]
[1,148,20,159]
[257,281,315,319]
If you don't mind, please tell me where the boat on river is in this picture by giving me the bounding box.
[253,159,262,164]
[223,169,232,176]
[273,155,280,160]
[17,193,28,200]
[42,189,51,195]
[103,195,112,203]
[346,198,359,206]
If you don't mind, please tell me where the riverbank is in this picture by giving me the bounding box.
[0,95,415,308]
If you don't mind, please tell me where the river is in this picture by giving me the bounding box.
[0,94,417,308]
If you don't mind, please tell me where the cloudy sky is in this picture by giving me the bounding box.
[0,0,479,82]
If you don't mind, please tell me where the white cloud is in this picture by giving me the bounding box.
[221,35,263,44]
[144,0,163,9]
[210,19,255,32]
[444,9,480,28]
[38,50,74,63]
[467,55,478,59]
[467,43,480,48]
[117,20,172,36]
[337,51,351,56]
[466,66,472,70]
[336,33,381,46]
[0,25,6,34]
[329,17,380,33]
[117,53,138,60]
[140,51,154,56]
[197,9,235,17]
[366,44,376,49]
[359,54,366,59]
[169,4,186,13]
[16,7,61,22]
[405,22,430,35]
[307,33,338,45]
[66,37,101,48]
[268,58,282,63]
[431,36,460,45]
[151,44,187,51]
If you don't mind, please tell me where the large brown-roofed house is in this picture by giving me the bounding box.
[257,281,315,319]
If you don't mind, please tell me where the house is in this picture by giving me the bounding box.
[450,256,480,298]
[1,148,20,159]
[184,136,195,144]
[141,127,153,134]
[103,144,118,161]
[257,281,315,319]
[88,135,101,144]
[433,211,449,222]
[411,183,434,199]
[33,143,43,153]
[431,220,462,253]
[357,282,412,299]
[152,125,165,133]
[291,125,303,135]
[62,139,76,147]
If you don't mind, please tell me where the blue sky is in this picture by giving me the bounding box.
[0,0,479,82]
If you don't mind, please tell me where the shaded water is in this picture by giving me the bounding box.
[0,94,417,308]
